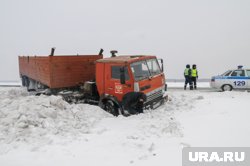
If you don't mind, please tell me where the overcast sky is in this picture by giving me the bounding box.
[1,0,250,81]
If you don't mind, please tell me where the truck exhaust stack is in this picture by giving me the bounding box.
[99,48,104,55]
[50,47,56,56]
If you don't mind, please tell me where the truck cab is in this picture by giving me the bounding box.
[96,55,167,115]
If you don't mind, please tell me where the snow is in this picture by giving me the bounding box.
[0,88,111,152]
[0,87,250,166]
[166,81,210,88]
[0,81,21,86]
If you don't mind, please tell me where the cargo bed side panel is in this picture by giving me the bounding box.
[19,56,51,87]
[19,55,103,89]
[50,56,100,88]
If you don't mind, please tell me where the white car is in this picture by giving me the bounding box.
[210,67,250,91]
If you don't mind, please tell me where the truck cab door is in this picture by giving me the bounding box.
[104,65,132,101]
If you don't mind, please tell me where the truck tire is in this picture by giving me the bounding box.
[122,92,146,115]
[103,100,119,116]
[221,84,232,91]
[24,77,29,88]
[21,76,26,86]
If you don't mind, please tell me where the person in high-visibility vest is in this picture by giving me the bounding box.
[184,64,193,90]
[191,64,198,89]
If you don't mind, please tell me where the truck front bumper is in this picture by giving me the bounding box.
[144,85,168,109]
[144,95,168,109]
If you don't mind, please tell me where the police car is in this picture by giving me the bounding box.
[210,66,250,91]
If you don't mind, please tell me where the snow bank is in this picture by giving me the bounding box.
[0,87,184,155]
[2,87,249,166]
[0,87,111,151]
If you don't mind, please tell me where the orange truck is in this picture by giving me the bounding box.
[19,48,167,116]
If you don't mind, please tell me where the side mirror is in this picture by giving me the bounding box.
[158,58,164,72]
[120,67,126,84]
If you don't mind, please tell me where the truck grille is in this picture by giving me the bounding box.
[145,86,164,103]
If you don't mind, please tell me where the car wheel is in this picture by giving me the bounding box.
[222,84,233,91]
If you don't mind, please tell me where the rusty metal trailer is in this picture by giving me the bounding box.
[19,53,103,90]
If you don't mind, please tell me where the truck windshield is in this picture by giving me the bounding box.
[131,61,150,81]
[130,58,161,81]
[146,58,161,76]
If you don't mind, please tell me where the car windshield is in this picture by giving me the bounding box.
[221,70,232,76]
[130,58,161,81]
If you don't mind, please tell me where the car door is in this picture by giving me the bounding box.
[219,70,232,87]
[230,70,247,89]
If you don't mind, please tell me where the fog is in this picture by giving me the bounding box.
[1,0,250,81]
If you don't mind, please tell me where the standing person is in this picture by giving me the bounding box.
[191,64,198,89]
[184,64,193,90]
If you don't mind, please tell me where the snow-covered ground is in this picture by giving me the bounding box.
[0,81,21,87]
[167,81,210,88]
[0,87,250,166]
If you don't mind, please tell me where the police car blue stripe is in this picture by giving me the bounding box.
[214,76,250,80]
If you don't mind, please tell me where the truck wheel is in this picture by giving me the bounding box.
[104,100,119,116]
[222,84,232,91]
[21,76,26,86]
[24,77,29,88]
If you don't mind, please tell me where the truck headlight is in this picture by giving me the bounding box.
[162,78,165,84]
[134,82,140,92]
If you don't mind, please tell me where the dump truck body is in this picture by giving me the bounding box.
[19,55,103,89]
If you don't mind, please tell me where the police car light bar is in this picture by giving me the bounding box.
[238,65,243,69]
